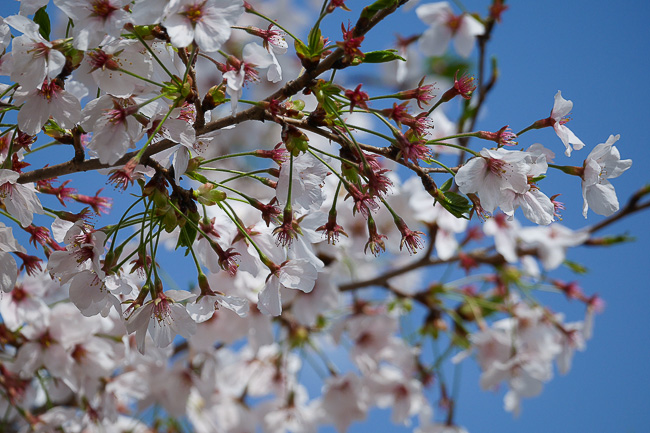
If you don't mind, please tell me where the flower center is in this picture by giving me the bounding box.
[28,42,50,59]
[0,182,13,199]
[38,80,61,101]
[153,298,173,324]
[183,2,206,24]
[106,107,127,124]
[486,158,506,176]
[91,0,118,19]
[447,14,462,33]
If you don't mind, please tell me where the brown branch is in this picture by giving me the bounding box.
[16,108,267,184]
[71,127,84,164]
[338,247,505,292]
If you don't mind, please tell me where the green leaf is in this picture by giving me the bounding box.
[436,191,471,219]
[362,49,405,63]
[313,80,342,98]
[187,171,210,184]
[564,260,588,274]
[592,234,635,246]
[307,26,322,53]
[294,39,310,59]
[175,212,200,253]
[33,6,51,40]
[440,177,454,192]
[360,0,398,21]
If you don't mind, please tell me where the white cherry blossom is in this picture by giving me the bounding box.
[581,134,632,217]
[14,79,81,136]
[53,0,133,51]
[0,17,11,52]
[223,64,246,114]
[0,222,26,292]
[4,15,66,90]
[549,91,584,157]
[257,259,318,316]
[80,38,154,98]
[80,95,144,165]
[0,169,44,227]
[320,372,369,433]
[125,289,196,353]
[243,42,282,83]
[416,2,484,58]
[455,147,531,214]
[47,221,107,283]
[163,0,244,53]
[518,223,589,270]
[187,290,249,322]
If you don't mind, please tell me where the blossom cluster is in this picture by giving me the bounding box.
[0,0,643,432]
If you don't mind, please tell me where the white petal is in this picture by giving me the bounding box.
[165,15,195,48]
[0,251,18,292]
[585,181,619,217]
[216,295,249,317]
[243,42,274,68]
[415,2,452,24]
[551,90,572,119]
[258,277,282,316]
[0,222,26,253]
[517,189,555,225]
[454,157,486,195]
[419,25,452,56]
[454,15,484,58]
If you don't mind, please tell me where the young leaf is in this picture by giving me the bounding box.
[564,260,588,274]
[362,49,405,63]
[435,191,471,219]
[34,6,51,40]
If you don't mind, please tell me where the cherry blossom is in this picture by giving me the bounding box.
[416,2,485,58]
[518,223,589,271]
[47,220,107,283]
[483,213,520,263]
[53,0,133,51]
[320,373,369,432]
[125,289,197,353]
[0,3,645,432]
[0,17,10,52]
[4,15,66,91]
[14,79,81,136]
[257,259,318,316]
[0,169,44,227]
[80,95,144,164]
[581,134,632,217]
[187,289,249,322]
[276,152,329,212]
[0,222,26,292]
[81,38,154,98]
[243,42,282,83]
[163,0,244,53]
[455,147,531,214]
[549,90,585,157]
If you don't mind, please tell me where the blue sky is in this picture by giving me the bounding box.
[2,0,649,432]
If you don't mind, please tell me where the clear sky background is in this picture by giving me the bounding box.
[2,0,649,432]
